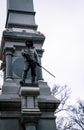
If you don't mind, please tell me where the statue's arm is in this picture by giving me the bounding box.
[21,50,27,57]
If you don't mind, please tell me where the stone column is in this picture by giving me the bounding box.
[5,47,14,79]
[37,55,43,80]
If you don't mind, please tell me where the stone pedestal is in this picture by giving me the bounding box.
[20,84,41,130]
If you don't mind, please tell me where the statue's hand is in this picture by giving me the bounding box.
[36,62,40,66]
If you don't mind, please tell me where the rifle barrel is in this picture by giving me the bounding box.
[38,64,56,78]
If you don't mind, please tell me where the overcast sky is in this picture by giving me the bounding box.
[0,0,84,102]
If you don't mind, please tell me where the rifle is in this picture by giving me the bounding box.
[36,62,56,78]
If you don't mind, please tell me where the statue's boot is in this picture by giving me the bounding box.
[32,76,35,83]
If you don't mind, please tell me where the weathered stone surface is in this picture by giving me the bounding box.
[2,79,19,94]
[0,0,60,130]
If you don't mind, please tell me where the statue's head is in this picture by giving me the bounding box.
[25,40,33,48]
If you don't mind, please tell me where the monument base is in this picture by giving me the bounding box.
[0,80,60,130]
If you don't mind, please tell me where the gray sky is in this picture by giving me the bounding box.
[34,0,84,102]
[0,0,84,102]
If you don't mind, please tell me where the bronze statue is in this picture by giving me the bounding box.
[20,40,39,84]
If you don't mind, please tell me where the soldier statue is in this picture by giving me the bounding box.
[20,40,39,84]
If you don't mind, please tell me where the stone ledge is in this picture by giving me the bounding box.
[22,108,41,113]
[20,86,40,96]
[0,94,21,111]
[38,95,60,112]
[21,108,41,123]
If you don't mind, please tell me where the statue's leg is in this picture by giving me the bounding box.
[22,70,27,83]
[30,62,36,83]
[20,62,29,84]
